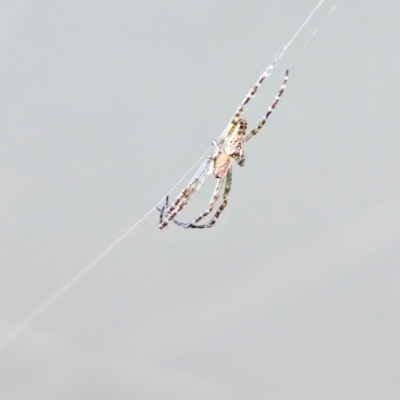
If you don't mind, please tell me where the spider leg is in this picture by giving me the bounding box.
[158,189,192,230]
[245,70,289,142]
[158,158,211,229]
[158,195,170,225]
[171,175,226,229]
[229,61,276,130]
[158,196,184,223]
[175,167,233,229]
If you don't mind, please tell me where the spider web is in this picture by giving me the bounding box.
[0,0,341,352]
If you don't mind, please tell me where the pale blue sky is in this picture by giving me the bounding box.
[1,1,399,399]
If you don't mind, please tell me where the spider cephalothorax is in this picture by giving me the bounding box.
[158,68,289,229]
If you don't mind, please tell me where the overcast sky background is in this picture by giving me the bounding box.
[1,0,399,399]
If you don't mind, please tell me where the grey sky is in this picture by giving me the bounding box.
[1,1,399,399]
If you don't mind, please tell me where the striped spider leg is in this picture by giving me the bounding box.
[245,69,289,142]
[159,159,233,230]
[158,157,212,229]
[158,68,289,230]
[171,168,232,229]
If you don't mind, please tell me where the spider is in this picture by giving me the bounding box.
[158,65,289,229]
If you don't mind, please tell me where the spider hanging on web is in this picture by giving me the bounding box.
[158,64,289,230]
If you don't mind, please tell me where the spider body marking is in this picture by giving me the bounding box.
[213,118,247,177]
[158,69,289,230]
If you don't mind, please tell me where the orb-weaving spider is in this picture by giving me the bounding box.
[158,65,289,229]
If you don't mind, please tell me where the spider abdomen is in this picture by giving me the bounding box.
[212,153,233,178]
